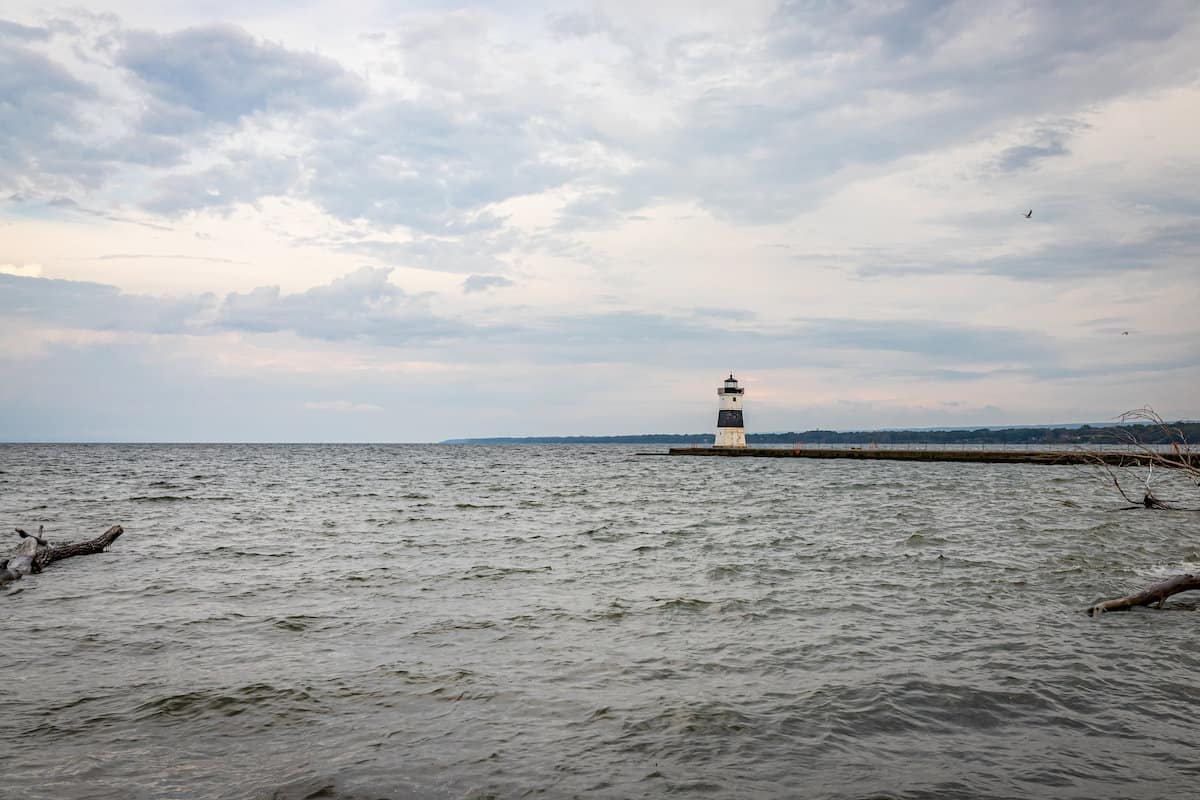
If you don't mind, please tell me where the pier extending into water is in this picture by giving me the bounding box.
[667,446,1190,467]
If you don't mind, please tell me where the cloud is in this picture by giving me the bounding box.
[537,1,1199,229]
[882,367,996,383]
[994,140,1068,173]
[96,253,247,264]
[4,193,176,229]
[462,274,514,293]
[3,263,1197,439]
[143,156,302,215]
[0,272,213,333]
[977,225,1200,279]
[453,310,1048,375]
[2,18,371,209]
[990,120,1084,173]
[0,39,99,193]
[789,318,1043,362]
[546,11,617,39]
[301,400,383,412]
[0,268,456,344]
[0,25,196,199]
[0,20,50,41]
[555,190,643,232]
[118,23,365,129]
[5,3,1196,245]
[215,266,460,343]
[0,263,42,277]
[853,221,1200,281]
[688,307,757,323]
[1,270,1048,373]
[341,229,517,274]
[303,100,573,232]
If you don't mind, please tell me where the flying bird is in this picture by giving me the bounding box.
[1023,209,1032,218]
[1122,331,1130,335]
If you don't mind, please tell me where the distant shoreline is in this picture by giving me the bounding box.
[444,421,1199,446]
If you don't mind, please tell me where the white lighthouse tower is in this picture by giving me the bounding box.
[714,373,747,448]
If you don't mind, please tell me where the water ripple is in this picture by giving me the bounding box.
[2,443,1199,799]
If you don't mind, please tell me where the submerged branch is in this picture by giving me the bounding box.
[1088,573,1200,616]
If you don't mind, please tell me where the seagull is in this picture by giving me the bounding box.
[1023,209,1032,218]
[1122,331,1129,335]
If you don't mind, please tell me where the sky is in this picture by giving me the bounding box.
[1,1,1198,442]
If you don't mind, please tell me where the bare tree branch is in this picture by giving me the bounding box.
[1085,407,1198,510]
[1087,407,1200,615]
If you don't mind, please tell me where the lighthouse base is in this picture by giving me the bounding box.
[714,428,746,448]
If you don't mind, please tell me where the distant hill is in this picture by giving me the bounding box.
[443,421,1199,446]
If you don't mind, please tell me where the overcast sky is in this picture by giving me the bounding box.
[2,1,1198,442]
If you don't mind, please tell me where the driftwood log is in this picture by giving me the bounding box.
[0,525,124,586]
[1088,574,1200,615]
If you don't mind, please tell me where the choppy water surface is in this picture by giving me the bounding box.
[2,444,1199,799]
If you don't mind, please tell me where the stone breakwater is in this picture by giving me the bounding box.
[667,446,1189,466]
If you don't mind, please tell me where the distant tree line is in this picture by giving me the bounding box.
[751,422,1200,446]
[445,421,1199,446]
[443,434,717,444]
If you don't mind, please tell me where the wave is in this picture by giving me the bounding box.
[460,564,553,580]
[133,683,322,723]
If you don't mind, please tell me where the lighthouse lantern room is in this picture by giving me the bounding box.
[714,373,746,448]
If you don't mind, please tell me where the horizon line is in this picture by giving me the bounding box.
[6,418,1193,446]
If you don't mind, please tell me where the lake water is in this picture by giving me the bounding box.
[2,444,1199,799]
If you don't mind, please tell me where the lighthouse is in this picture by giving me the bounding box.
[714,373,746,448]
